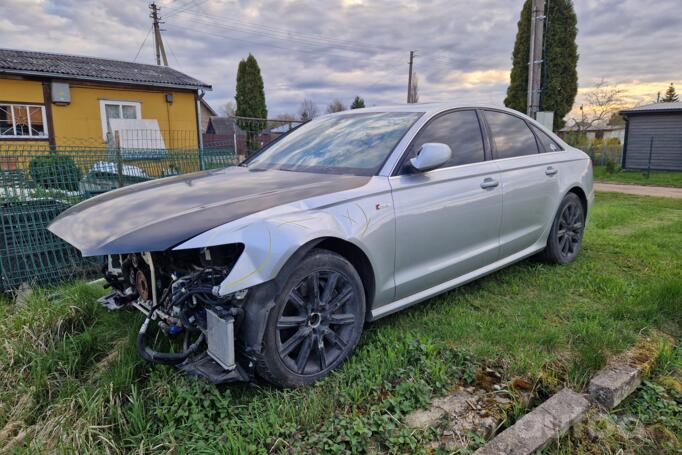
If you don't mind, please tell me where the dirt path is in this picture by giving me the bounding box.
[594,182,682,199]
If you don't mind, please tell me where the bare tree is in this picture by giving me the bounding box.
[408,74,419,103]
[566,80,625,133]
[326,99,346,114]
[298,98,319,122]
[222,100,236,117]
[275,113,297,122]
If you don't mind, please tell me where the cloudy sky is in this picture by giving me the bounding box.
[2,0,680,119]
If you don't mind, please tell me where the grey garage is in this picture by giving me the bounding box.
[620,102,682,171]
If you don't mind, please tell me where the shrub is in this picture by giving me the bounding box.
[29,154,82,191]
[605,159,620,174]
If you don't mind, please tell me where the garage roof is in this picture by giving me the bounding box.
[620,102,682,116]
[0,48,211,91]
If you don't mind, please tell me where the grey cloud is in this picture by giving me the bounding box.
[1,0,679,116]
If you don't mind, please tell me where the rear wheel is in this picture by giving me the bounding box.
[256,249,365,387]
[542,192,585,264]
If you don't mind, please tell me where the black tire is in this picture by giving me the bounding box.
[256,249,365,387]
[542,192,585,264]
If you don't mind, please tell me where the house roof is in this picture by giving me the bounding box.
[200,99,217,116]
[0,48,211,90]
[206,116,235,135]
[620,102,682,115]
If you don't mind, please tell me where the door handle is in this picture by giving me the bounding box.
[480,177,499,189]
[545,166,558,176]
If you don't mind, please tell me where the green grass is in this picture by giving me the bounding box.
[0,192,680,453]
[594,165,682,187]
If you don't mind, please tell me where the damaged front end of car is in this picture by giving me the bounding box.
[99,244,261,383]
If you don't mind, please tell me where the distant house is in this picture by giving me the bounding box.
[198,99,216,133]
[204,116,236,149]
[0,48,211,149]
[559,124,625,144]
[204,116,301,155]
[206,116,236,136]
[620,102,682,171]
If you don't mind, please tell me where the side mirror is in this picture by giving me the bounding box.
[409,143,452,172]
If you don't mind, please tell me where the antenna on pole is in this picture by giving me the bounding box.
[150,3,169,66]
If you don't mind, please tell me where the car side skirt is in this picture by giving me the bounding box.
[369,241,545,320]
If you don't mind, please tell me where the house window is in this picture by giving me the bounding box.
[0,104,47,138]
[99,100,142,141]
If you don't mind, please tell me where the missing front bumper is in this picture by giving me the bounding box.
[178,354,250,384]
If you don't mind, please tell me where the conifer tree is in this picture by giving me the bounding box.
[661,83,679,102]
[235,54,267,153]
[504,0,578,130]
[350,96,365,109]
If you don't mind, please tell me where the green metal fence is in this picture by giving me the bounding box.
[0,145,238,290]
[582,144,623,167]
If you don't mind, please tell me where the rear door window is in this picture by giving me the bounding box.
[484,111,539,159]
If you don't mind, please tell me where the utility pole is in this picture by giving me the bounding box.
[407,50,415,104]
[526,0,545,118]
[150,3,168,66]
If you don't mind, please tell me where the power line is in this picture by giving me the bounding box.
[180,9,400,51]
[165,0,210,19]
[167,7,473,74]
[165,36,182,67]
[175,9,402,54]
[169,21,398,64]
[164,0,196,14]
[133,25,153,62]
[166,23,403,95]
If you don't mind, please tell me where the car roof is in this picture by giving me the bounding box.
[335,102,517,115]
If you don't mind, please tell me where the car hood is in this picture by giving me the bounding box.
[48,166,370,256]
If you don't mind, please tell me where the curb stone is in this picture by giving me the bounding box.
[473,336,666,454]
[587,364,641,409]
[473,388,589,455]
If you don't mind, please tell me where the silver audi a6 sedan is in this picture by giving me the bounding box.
[49,103,593,387]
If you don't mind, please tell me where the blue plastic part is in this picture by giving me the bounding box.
[169,325,183,335]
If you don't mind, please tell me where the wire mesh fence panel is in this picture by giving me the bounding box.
[203,116,302,159]
[583,144,623,167]
[0,199,100,289]
[0,143,238,290]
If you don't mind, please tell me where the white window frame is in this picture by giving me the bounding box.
[0,103,48,139]
[99,100,142,141]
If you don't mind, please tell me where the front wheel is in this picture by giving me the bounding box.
[256,249,365,387]
[542,192,585,264]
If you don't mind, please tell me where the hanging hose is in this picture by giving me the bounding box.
[136,314,205,365]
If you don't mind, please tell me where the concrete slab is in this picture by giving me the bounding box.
[474,389,590,455]
[588,364,642,409]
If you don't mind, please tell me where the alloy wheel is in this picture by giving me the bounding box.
[556,200,584,259]
[276,270,358,375]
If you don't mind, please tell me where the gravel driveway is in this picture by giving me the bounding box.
[594,182,682,199]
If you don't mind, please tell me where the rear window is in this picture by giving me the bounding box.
[531,125,563,152]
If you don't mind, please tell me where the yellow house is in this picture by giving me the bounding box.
[0,48,211,151]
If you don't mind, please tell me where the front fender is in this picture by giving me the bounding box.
[174,203,379,296]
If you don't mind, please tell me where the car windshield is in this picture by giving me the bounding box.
[245,112,422,175]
